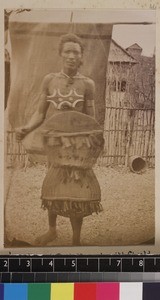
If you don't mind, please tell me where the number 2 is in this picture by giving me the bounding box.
[4,260,8,267]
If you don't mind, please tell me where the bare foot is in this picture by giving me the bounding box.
[34,229,57,246]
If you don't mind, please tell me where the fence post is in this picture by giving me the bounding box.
[125,109,135,167]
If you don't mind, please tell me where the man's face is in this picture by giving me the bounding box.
[61,42,83,72]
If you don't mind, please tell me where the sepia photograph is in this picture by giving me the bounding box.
[4,9,155,247]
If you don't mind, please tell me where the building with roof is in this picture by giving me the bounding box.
[106,40,155,108]
[106,39,138,107]
[126,43,143,60]
[126,43,155,108]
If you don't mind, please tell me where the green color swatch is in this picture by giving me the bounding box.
[28,283,50,300]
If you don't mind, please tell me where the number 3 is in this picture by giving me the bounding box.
[26,260,30,267]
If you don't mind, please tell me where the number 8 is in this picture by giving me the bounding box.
[139,260,143,267]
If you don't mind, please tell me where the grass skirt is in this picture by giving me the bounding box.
[41,166,103,218]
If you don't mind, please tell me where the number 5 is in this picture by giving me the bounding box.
[72,260,76,267]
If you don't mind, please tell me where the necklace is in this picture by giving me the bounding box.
[61,70,79,86]
[67,77,74,85]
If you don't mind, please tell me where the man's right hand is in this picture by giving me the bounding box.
[15,127,29,141]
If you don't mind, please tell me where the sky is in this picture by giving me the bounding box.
[112,24,156,57]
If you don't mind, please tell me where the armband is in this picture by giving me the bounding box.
[86,99,95,107]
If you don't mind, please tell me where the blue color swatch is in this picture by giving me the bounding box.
[4,284,27,300]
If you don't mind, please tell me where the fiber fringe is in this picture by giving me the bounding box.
[41,199,103,218]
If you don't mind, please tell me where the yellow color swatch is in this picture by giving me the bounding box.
[51,283,74,300]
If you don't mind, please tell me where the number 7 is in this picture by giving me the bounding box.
[117,260,121,266]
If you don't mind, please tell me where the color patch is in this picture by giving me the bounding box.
[120,283,143,300]
[28,283,50,300]
[4,284,27,300]
[2,281,160,300]
[143,283,160,300]
[51,283,74,300]
[0,284,4,300]
[97,283,119,300]
[74,283,96,300]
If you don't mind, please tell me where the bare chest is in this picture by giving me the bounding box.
[47,76,86,111]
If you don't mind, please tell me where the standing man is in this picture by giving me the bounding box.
[16,33,103,246]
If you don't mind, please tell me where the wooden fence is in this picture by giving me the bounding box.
[6,130,27,167]
[6,106,155,168]
[98,106,155,167]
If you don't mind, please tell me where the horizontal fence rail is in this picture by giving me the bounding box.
[5,106,155,168]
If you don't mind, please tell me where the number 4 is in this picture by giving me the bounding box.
[49,260,53,267]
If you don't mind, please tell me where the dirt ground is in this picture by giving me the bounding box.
[5,164,155,247]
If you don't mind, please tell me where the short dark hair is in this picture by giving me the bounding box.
[59,33,84,55]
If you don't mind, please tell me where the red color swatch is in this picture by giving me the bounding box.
[74,283,97,300]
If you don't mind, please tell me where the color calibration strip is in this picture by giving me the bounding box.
[0,282,160,300]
